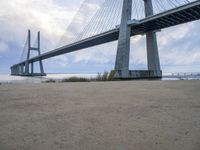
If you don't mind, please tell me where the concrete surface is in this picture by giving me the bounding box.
[0,81,200,150]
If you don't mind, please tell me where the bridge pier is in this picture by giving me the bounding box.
[112,0,162,79]
[11,30,46,76]
[31,62,34,74]
[114,0,132,78]
[38,31,45,75]
[20,64,25,75]
[144,0,162,77]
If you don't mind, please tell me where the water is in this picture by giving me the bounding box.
[0,73,200,84]
[0,74,97,84]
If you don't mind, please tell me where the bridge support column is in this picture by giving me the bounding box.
[13,67,15,75]
[17,66,19,75]
[144,0,162,77]
[25,63,30,75]
[14,67,16,75]
[12,67,14,75]
[114,0,132,78]
[31,62,34,74]
[11,67,13,75]
[23,30,46,76]
[38,32,45,75]
[19,65,21,75]
[20,64,24,75]
[15,66,18,75]
[25,30,31,75]
[110,0,162,79]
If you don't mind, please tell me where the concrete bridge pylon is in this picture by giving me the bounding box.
[113,0,162,79]
[144,0,162,77]
[11,30,46,76]
[24,30,46,76]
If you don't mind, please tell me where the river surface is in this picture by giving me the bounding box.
[0,74,97,83]
[0,73,200,83]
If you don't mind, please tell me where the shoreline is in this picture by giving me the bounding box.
[1,73,200,84]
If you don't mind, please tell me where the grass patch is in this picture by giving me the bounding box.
[62,77,89,82]
[97,71,109,81]
[44,71,116,83]
[61,71,112,82]
[44,79,56,83]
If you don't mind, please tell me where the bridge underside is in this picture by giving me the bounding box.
[130,1,200,34]
[11,1,200,78]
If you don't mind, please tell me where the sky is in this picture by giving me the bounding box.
[0,0,200,74]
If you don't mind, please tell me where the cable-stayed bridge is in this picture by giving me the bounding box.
[11,0,200,78]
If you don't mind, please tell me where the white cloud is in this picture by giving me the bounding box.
[0,42,9,53]
[161,50,200,65]
[0,0,81,53]
[52,55,69,67]
[158,22,200,66]
[130,35,147,66]
[157,23,195,47]
[0,0,74,36]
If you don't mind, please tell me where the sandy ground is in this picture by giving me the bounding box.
[0,81,200,150]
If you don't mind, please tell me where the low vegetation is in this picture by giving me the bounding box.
[62,77,89,82]
[44,71,115,83]
[44,79,56,83]
[93,71,110,81]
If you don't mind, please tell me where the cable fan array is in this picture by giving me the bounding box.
[19,35,28,62]
[57,0,195,47]
[20,0,196,60]
[19,34,40,62]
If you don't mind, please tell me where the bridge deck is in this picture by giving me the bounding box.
[12,1,200,68]
[130,0,200,34]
